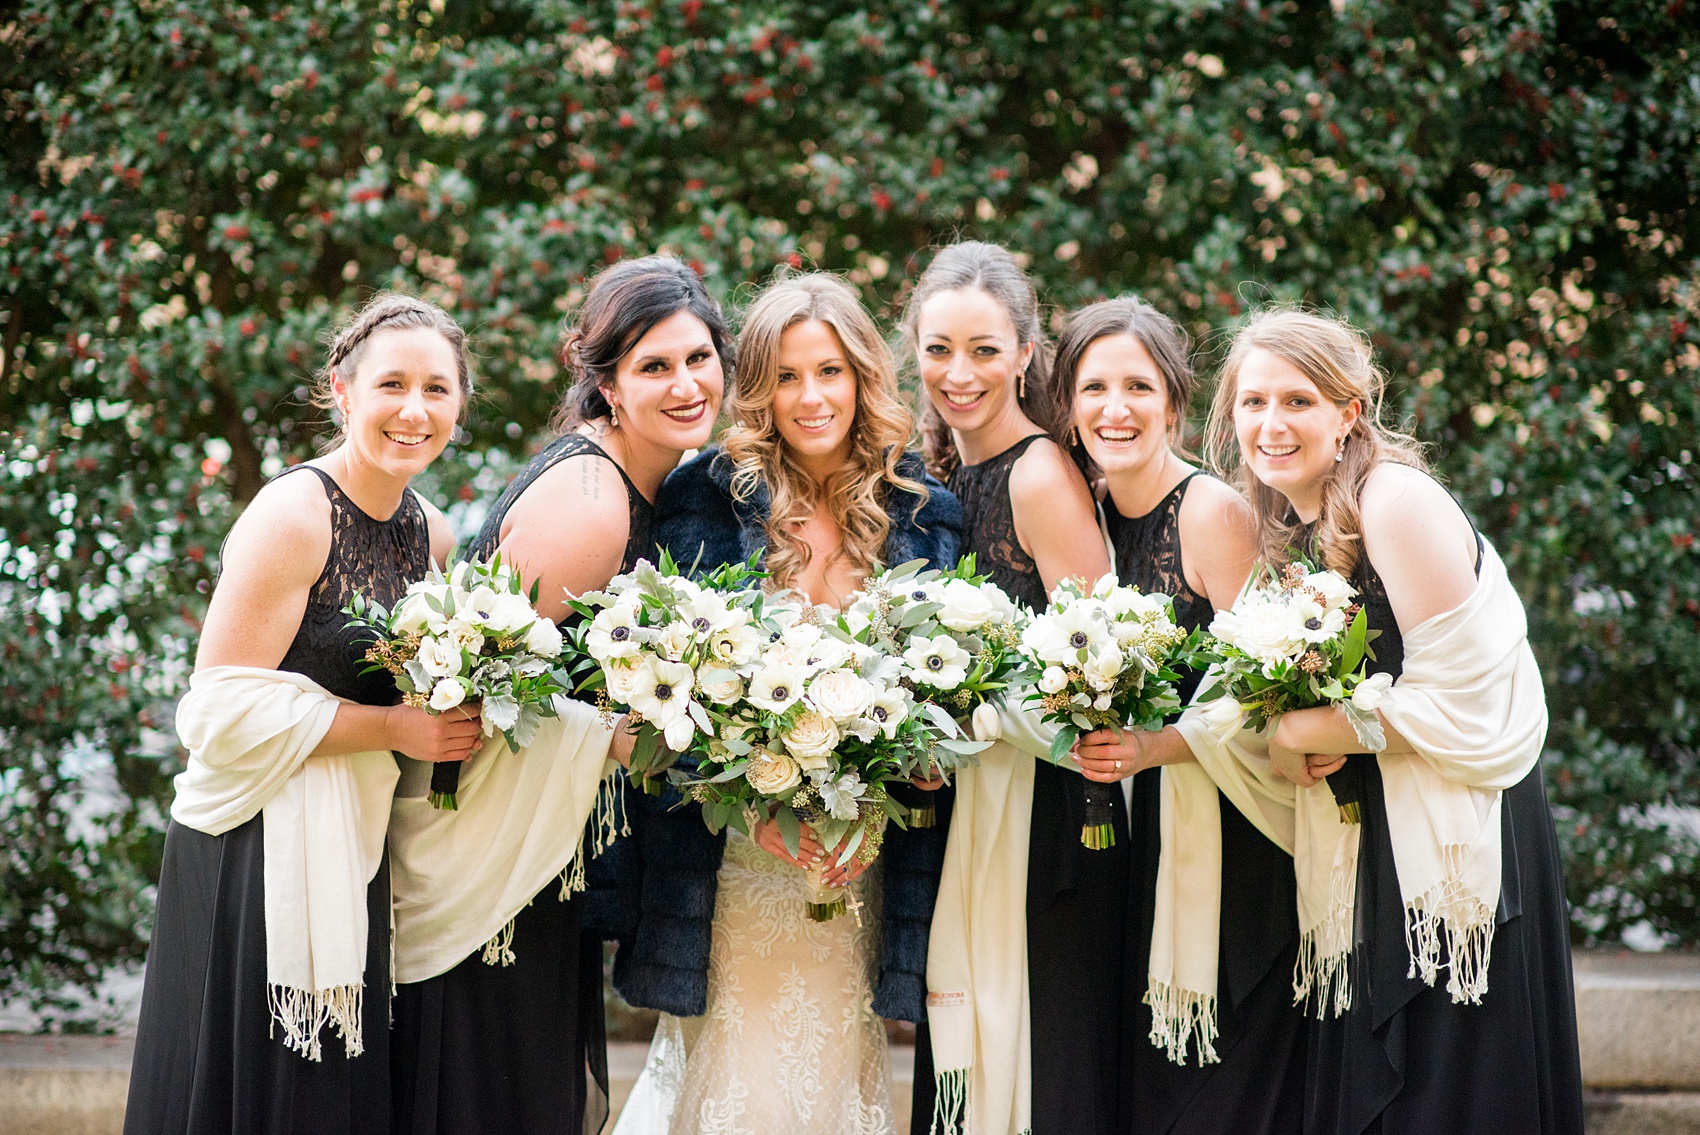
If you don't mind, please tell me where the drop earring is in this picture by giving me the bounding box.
[1335,434,1346,463]
[1068,425,1079,447]
[1018,373,1026,400]
[610,403,620,429]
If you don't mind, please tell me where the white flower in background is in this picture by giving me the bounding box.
[1039,665,1069,694]
[416,635,462,678]
[807,668,876,721]
[627,658,698,750]
[658,620,696,660]
[1084,644,1125,692]
[444,617,486,655]
[1022,604,1103,666]
[1350,671,1394,712]
[865,689,910,739]
[587,602,642,660]
[1303,570,1357,610]
[934,578,999,631]
[392,591,445,635]
[1290,593,1346,644]
[603,659,643,703]
[748,664,806,713]
[428,678,467,711]
[815,770,865,820]
[699,672,744,705]
[745,746,802,795]
[524,618,564,658]
[782,711,841,769]
[903,633,972,689]
[706,622,763,667]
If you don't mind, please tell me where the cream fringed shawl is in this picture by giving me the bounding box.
[1157,536,1547,1062]
[388,697,620,984]
[172,666,400,1062]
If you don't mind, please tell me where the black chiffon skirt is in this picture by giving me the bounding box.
[1305,755,1584,1135]
[910,762,1129,1135]
[125,817,392,1135]
[390,884,608,1135]
[1122,768,1308,1135]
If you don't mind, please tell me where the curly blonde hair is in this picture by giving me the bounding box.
[720,273,926,594]
[1203,307,1428,577]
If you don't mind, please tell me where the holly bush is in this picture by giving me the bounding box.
[2,0,1697,1013]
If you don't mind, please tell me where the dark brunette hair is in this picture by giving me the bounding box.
[898,241,1058,479]
[1049,295,1195,477]
[550,255,734,433]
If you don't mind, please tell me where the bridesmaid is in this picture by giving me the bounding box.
[905,241,1117,1135]
[126,294,480,1135]
[389,255,732,1134]
[1061,297,1308,1134]
[1200,309,1581,1134]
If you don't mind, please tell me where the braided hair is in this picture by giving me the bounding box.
[313,292,472,437]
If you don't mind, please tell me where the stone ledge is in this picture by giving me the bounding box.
[1575,951,1700,1090]
[1584,1092,1700,1135]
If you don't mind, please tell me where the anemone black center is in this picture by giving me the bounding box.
[654,683,672,699]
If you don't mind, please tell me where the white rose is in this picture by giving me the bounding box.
[428,677,467,712]
[1039,665,1069,694]
[782,711,841,768]
[699,673,744,705]
[748,665,806,713]
[745,747,802,795]
[416,635,462,679]
[903,633,972,690]
[658,620,696,660]
[524,618,564,658]
[1084,645,1125,692]
[935,579,997,631]
[1214,597,1304,668]
[487,591,541,635]
[1349,671,1393,712]
[807,668,876,721]
[603,659,643,704]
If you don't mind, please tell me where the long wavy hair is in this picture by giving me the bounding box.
[720,273,926,595]
[898,241,1060,480]
[1048,294,1195,482]
[1203,307,1428,577]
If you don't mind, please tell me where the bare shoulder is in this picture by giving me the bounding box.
[501,451,632,556]
[1177,472,1253,534]
[1358,462,1472,557]
[414,492,456,567]
[1008,436,1091,510]
[221,468,334,587]
[1176,472,1257,603]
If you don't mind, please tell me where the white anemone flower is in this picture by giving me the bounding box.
[903,633,972,690]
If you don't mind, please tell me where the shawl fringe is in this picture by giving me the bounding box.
[930,1067,968,1135]
[481,917,517,967]
[1403,842,1496,1004]
[1144,980,1220,1066]
[267,981,363,1062]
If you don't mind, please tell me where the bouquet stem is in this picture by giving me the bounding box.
[1081,782,1118,850]
[907,803,936,829]
[803,861,847,922]
[429,759,464,811]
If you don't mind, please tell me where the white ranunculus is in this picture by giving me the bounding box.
[658,620,696,661]
[970,700,1002,741]
[1084,645,1125,692]
[1303,570,1357,611]
[707,622,763,668]
[487,591,541,635]
[1349,671,1394,712]
[627,657,695,726]
[416,635,462,679]
[748,664,806,713]
[782,711,841,768]
[903,633,972,690]
[866,689,910,739]
[603,659,644,704]
[1212,597,1304,669]
[1039,665,1069,694]
[428,678,467,712]
[524,618,564,658]
[807,668,876,722]
[587,602,642,661]
[745,747,802,795]
[444,617,485,655]
[935,578,998,631]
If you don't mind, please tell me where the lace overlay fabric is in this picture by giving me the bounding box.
[274,465,429,706]
[618,831,897,1134]
[1106,473,1213,706]
[946,434,1048,612]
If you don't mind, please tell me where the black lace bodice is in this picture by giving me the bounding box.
[1105,471,1214,705]
[947,434,1049,612]
[468,432,656,624]
[274,465,431,706]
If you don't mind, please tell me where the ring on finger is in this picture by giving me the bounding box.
[1113,759,1121,771]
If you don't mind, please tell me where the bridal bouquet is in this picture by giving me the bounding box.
[565,552,776,791]
[837,556,1018,789]
[1019,574,1197,848]
[346,556,569,809]
[1193,561,1384,821]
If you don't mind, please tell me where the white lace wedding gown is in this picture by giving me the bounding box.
[612,828,898,1134]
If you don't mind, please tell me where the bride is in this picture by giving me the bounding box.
[613,272,962,1131]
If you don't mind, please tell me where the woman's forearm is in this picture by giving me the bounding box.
[1274,705,1415,756]
[309,703,397,758]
